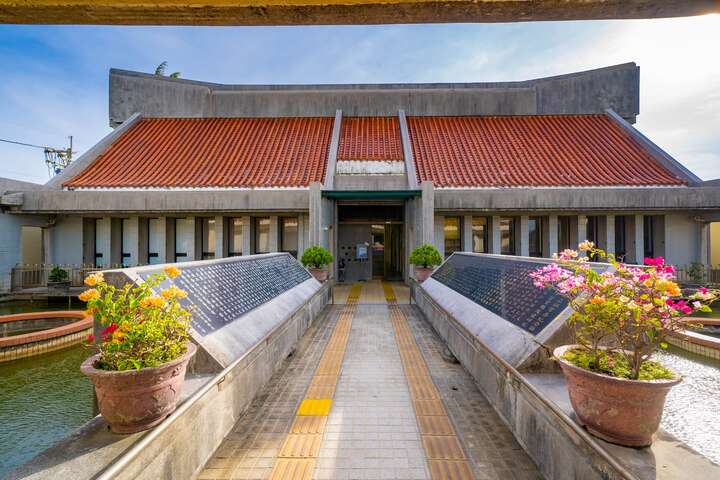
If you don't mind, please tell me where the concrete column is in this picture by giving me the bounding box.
[519,215,529,257]
[154,216,168,264]
[97,217,112,267]
[297,214,306,257]
[126,216,140,266]
[548,215,558,257]
[215,216,225,258]
[700,222,710,266]
[463,215,473,252]
[242,216,251,256]
[605,215,616,255]
[634,214,644,264]
[42,227,52,265]
[309,182,322,247]
[491,215,501,254]
[421,181,434,246]
[269,216,279,252]
[576,215,588,248]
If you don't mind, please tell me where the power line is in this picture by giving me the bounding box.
[0,138,53,150]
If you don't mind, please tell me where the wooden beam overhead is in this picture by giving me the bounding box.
[0,0,717,26]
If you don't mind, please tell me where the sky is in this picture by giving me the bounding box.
[0,14,718,184]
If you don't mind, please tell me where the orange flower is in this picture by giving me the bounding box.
[140,295,165,309]
[164,266,181,279]
[79,288,100,302]
[84,306,98,317]
[111,330,126,343]
[589,296,605,305]
[161,285,188,299]
[84,272,104,286]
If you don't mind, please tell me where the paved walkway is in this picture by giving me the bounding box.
[198,281,540,480]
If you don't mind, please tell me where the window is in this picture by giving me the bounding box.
[254,217,270,254]
[471,217,489,254]
[281,217,299,258]
[558,217,572,251]
[644,216,654,259]
[615,216,627,260]
[228,218,243,256]
[444,217,461,257]
[586,216,599,244]
[147,218,162,264]
[500,217,515,255]
[174,218,193,262]
[528,217,542,257]
[201,218,216,260]
[121,218,132,267]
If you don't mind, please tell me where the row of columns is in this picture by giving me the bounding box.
[87,214,308,267]
[440,213,650,262]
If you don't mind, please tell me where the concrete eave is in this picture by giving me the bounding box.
[6,189,310,214]
[0,1,716,25]
[434,186,720,212]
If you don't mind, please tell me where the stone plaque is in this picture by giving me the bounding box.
[138,254,311,337]
[432,253,568,335]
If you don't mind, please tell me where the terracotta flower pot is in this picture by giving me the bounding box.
[554,345,680,447]
[308,267,328,282]
[81,342,196,434]
[414,266,434,283]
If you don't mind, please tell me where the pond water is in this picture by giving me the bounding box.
[0,300,94,478]
[656,347,720,465]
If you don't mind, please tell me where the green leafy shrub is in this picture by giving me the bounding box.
[687,262,706,283]
[48,266,69,283]
[81,266,191,371]
[409,244,442,268]
[301,246,333,269]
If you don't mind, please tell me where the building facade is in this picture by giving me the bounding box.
[1,62,719,290]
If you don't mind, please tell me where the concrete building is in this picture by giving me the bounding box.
[2,62,719,291]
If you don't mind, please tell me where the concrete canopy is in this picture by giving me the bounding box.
[0,1,717,25]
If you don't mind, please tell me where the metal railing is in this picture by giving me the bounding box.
[674,264,720,286]
[10,264,105,291]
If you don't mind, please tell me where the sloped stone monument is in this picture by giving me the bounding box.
[417,252,609,370]
[105,253,322,369]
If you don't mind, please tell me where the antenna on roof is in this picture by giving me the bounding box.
[0,135,75,178]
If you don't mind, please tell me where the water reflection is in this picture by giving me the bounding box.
[655,347,720,465]
[0,300,93,477]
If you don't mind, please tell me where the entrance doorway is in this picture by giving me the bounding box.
[337,204,404,282]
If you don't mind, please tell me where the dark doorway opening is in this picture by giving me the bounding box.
[337,203,404,282]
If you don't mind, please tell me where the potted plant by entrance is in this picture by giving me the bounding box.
[47,265,71,294]
[531,242,718,447]
[301,246,333,282]
[79,266,195,434]
[409,244,442,283]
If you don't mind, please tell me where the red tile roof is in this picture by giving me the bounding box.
[407,115,686,187]
[65,117,333,188]
[337,116,403,161]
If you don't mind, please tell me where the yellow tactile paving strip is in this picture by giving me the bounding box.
[268,283,361,480]
[334,280,410,304]
[384,282,476,480]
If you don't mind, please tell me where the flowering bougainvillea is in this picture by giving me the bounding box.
[80,266,192,371]
[531,242,718,380]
